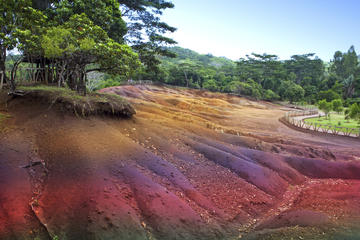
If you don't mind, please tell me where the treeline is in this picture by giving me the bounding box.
[132,46,360,104]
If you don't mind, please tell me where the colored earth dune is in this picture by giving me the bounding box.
[1,85,360,240]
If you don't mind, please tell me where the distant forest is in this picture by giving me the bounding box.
[132,46,359,105]
[2,1,359,106]
[98,45,360,105]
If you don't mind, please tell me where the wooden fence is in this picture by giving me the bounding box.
[285,110,319,119]
[284,110,360,138]
[0,67,47,88]
[122,80,153,85]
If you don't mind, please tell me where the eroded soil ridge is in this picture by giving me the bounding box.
[1,85,360,239]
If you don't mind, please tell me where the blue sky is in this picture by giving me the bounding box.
[161,0,360,61]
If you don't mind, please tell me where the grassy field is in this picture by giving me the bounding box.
[304,113,360,129]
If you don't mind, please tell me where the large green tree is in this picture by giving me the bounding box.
[285,54,324,86]
[34,0,127,44]
[1,0,46,91]
[0,0,35,82]
[318,99,333,119]
[347,103,360,125]
[38,13,139,93]
[119,0,177,72]
[331,99,343,114]
[329,46,360,98]
[2,0,141,94]
[279,81,305,103]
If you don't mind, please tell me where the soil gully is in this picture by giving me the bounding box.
[1,85,360,240]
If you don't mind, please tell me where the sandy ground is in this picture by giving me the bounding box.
[0,85,360,240]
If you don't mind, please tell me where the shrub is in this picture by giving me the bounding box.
[331,99,344,114]
[344,98,360,107]
[279,81,305,103]
[203,79,219,91]
[317,89,341,102]
[318,99,333,119]
[263,89,280,101]
[347,103,360,124]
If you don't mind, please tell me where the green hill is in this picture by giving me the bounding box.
[163,46,236,68]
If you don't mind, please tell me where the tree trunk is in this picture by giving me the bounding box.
[9,58,22,93]
[183,70,188,88]
[0,70,4,90]
[76,65,86,96]
[67,69,77,91]
[36,59,46,83]
[83,69,87,96]
[0,46,7,84]
[58,61,67,87]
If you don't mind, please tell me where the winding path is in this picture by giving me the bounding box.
[287,111,360,138]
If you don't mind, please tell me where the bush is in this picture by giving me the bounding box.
[190,81,201,89]
[237,82,253,96]
[279,81,305,103]
[303,85,317,103]
[263,89,280,101]
[222,81,238,93]
[203,79,219,91]
[331,99,343,114]
[222,78,281,100]
[318,99,333,119]
[94,74,127,90]
[237,80,262,99]
[344,98,360,107]
[222,80,262,99]
[317,89,341,102]
[347,103,360,123]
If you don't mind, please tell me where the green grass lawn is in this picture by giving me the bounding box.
[304,113,360,130]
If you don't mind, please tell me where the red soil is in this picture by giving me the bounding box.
[0,85,360,239]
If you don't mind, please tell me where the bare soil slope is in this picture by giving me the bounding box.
[0,85,360,240]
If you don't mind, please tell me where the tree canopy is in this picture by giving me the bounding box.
[119,0,177,72]
[318,99,333,119]
[0,0,42,81]
[126,46,360,104]
[1,0,178,95]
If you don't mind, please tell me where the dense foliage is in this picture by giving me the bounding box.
[130,46,359,104]
[347,103,360,123]
[119,0,177,72]
[0,0,176,94]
